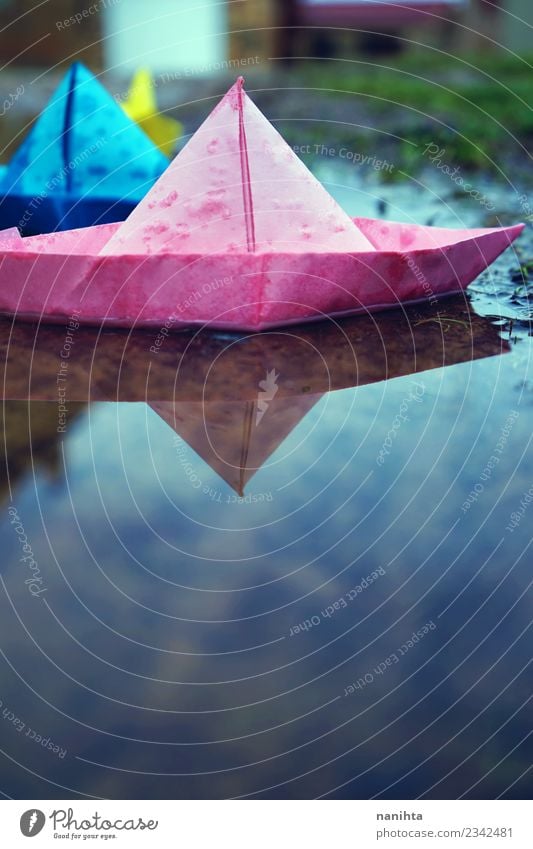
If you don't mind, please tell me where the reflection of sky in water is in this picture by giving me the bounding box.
[1,327,532,798]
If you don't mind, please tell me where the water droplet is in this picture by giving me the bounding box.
[145,222,168,235]
[195,198,229,218]
[159,190,178,208]
[207,139,219,154]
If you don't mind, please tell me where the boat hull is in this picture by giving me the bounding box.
[0,218,523,331]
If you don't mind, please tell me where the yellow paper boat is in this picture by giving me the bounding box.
[121,68,182,157]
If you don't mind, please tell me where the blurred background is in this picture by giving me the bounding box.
[2,0,532,69]
[1,0,532,175]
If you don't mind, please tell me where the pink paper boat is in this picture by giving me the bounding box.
[0,78,524,331]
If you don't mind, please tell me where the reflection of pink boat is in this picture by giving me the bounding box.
[1,298,509,494]
[0,78,523,331]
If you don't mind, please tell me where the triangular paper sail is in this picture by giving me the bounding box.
[122,68,182,157]
[150,394,322,495]
[101,77,376,255]
[0,63,169,234]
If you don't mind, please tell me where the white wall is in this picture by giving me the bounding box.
[103,0,228,74]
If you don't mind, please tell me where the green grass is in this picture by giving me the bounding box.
[283,52,533,176]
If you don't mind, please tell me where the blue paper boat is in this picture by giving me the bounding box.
[0,63,169,235]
